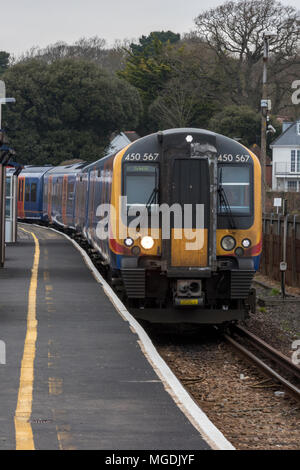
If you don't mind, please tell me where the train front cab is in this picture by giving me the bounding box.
[109,129,262,324]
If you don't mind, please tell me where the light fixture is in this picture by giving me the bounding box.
[221,236,236,251]
[235,247,244,257]
[242,239,251,248]
[141,236,154,250]
[131,246,140,256]
[124,237,134,247]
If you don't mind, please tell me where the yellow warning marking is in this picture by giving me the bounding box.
[14,227,40,450]
[52,411,76,451]
[48,378,63,396]
[48,351,59,368]
[179,299,199,306]
[45,285,53,291]
[56,428,76,450]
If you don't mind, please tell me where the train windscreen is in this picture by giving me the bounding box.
[218,165,251,215]
[124,164,159,210]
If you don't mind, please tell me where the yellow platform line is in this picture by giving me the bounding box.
[14,228,40,450]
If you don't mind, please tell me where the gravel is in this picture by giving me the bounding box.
[145,326,299,450]
[244,273,300,358]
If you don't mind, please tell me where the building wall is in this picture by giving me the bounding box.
[272,146,300,191]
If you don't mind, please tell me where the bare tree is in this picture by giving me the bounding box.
[17,36,128,75]
[194,0,300,111]
[149,77,200,128]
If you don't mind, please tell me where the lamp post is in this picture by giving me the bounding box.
[0,80,15,267]
[261,32,276,216]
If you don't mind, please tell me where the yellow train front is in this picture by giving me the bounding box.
[108,128,262,323]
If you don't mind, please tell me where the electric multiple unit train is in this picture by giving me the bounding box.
[18,128,262,324]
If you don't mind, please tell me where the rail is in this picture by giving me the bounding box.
[224,325,300,402]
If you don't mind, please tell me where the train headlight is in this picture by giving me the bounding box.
[141,236,154,250]
[221,236,236,251]
[242,238,251,248]
[124,237,134,247]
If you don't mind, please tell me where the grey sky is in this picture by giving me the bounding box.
[1,0,299,57]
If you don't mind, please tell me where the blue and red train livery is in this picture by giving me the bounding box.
[17,166,52,220]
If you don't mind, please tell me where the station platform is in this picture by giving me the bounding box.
[0,223,233,450]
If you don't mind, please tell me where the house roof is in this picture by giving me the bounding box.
[270,120,300,147]
[108,131,140,154]
[123,131,140,142]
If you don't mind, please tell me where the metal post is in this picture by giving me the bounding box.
[0,163,5,267]
[261,36,269,217]
[281,199,288,299]
[12,175,17,243]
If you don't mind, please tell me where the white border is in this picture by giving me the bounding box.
[28,223,235,451]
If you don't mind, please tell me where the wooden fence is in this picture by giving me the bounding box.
[260,214,300,287]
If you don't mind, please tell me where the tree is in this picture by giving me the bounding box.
[120,35,176,106]
[2,59,142,165]
[194,0,300,112]
[18,36,128,75]
[130,31,180,56]
[208,105,280,148]
[0,51,10,75]
[149,78,198,129]
[148,75,218,130]
[208,106,262,147]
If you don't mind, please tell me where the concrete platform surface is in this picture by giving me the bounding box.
[0,224,231,450]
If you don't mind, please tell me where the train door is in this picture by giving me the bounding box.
[24,180,31,217]
[67,177,75,228]
[30,181,38,215]
[47,175,53,222]
[83,171,91,238]
[170,158,209,267]
[62,175,68,226]
[87,170,96,241]
[24,179,38,217]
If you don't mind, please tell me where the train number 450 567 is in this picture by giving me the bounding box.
[125,153,160,161]
[218,154,250,163]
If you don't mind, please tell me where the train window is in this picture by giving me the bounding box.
[31,183,37,202]
[218,165,251,215]
[25,183,30,202]
[124,164,159,210]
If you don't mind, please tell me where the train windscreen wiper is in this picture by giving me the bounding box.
[146,187,158,210]
[218,168,236,229]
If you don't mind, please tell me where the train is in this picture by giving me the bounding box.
[17,128,262,324]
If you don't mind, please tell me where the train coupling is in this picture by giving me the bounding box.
[173,280,204,307]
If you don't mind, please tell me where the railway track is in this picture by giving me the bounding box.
[224,325,300,402]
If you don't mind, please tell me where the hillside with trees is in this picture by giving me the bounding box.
[1,0,299,165]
